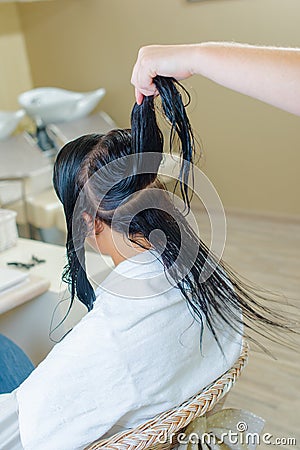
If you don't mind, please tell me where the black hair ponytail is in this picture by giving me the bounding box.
[131,76,195,210]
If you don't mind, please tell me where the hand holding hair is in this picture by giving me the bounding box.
[131,45,198,104]
[132,42,300,116]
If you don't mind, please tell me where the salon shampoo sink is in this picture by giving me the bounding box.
[0,110,25,140]
[18,87,106,124]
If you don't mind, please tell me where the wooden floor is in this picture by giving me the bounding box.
[193,204,300,449]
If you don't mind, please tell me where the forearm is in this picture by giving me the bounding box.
[192,42,300,115]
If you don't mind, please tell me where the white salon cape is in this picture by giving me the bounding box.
[0,250,242,450]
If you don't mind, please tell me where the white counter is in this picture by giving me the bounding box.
[0,238,113,294]
[0,275,50,315]
[0,238,113,364]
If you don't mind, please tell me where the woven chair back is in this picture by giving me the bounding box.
[85,340,249,450]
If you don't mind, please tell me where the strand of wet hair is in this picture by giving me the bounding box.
[131,76,195,211]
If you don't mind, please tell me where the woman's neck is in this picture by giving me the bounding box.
[90,223,151,266]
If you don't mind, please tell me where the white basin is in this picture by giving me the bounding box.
[0,110,25,141]
[18,87,106,124]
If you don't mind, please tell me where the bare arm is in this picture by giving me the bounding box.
[131,42,300,116]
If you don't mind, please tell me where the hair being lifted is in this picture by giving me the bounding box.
[53,76,298,351]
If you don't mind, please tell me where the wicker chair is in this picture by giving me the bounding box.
[85,340,249,450]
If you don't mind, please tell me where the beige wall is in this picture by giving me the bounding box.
[17,0,300,216]
[0,3,32,110]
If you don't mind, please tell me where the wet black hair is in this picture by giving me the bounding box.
[53,76,297,350]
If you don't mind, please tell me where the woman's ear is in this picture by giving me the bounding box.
[94,218,104,235]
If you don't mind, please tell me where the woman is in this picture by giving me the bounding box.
[0,77,293,450]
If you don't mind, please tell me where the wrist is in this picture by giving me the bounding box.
[188,43,208,76]
[189,42,226,77]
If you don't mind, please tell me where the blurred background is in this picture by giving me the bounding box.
[1,0,300,215]
[0,1,299,448]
